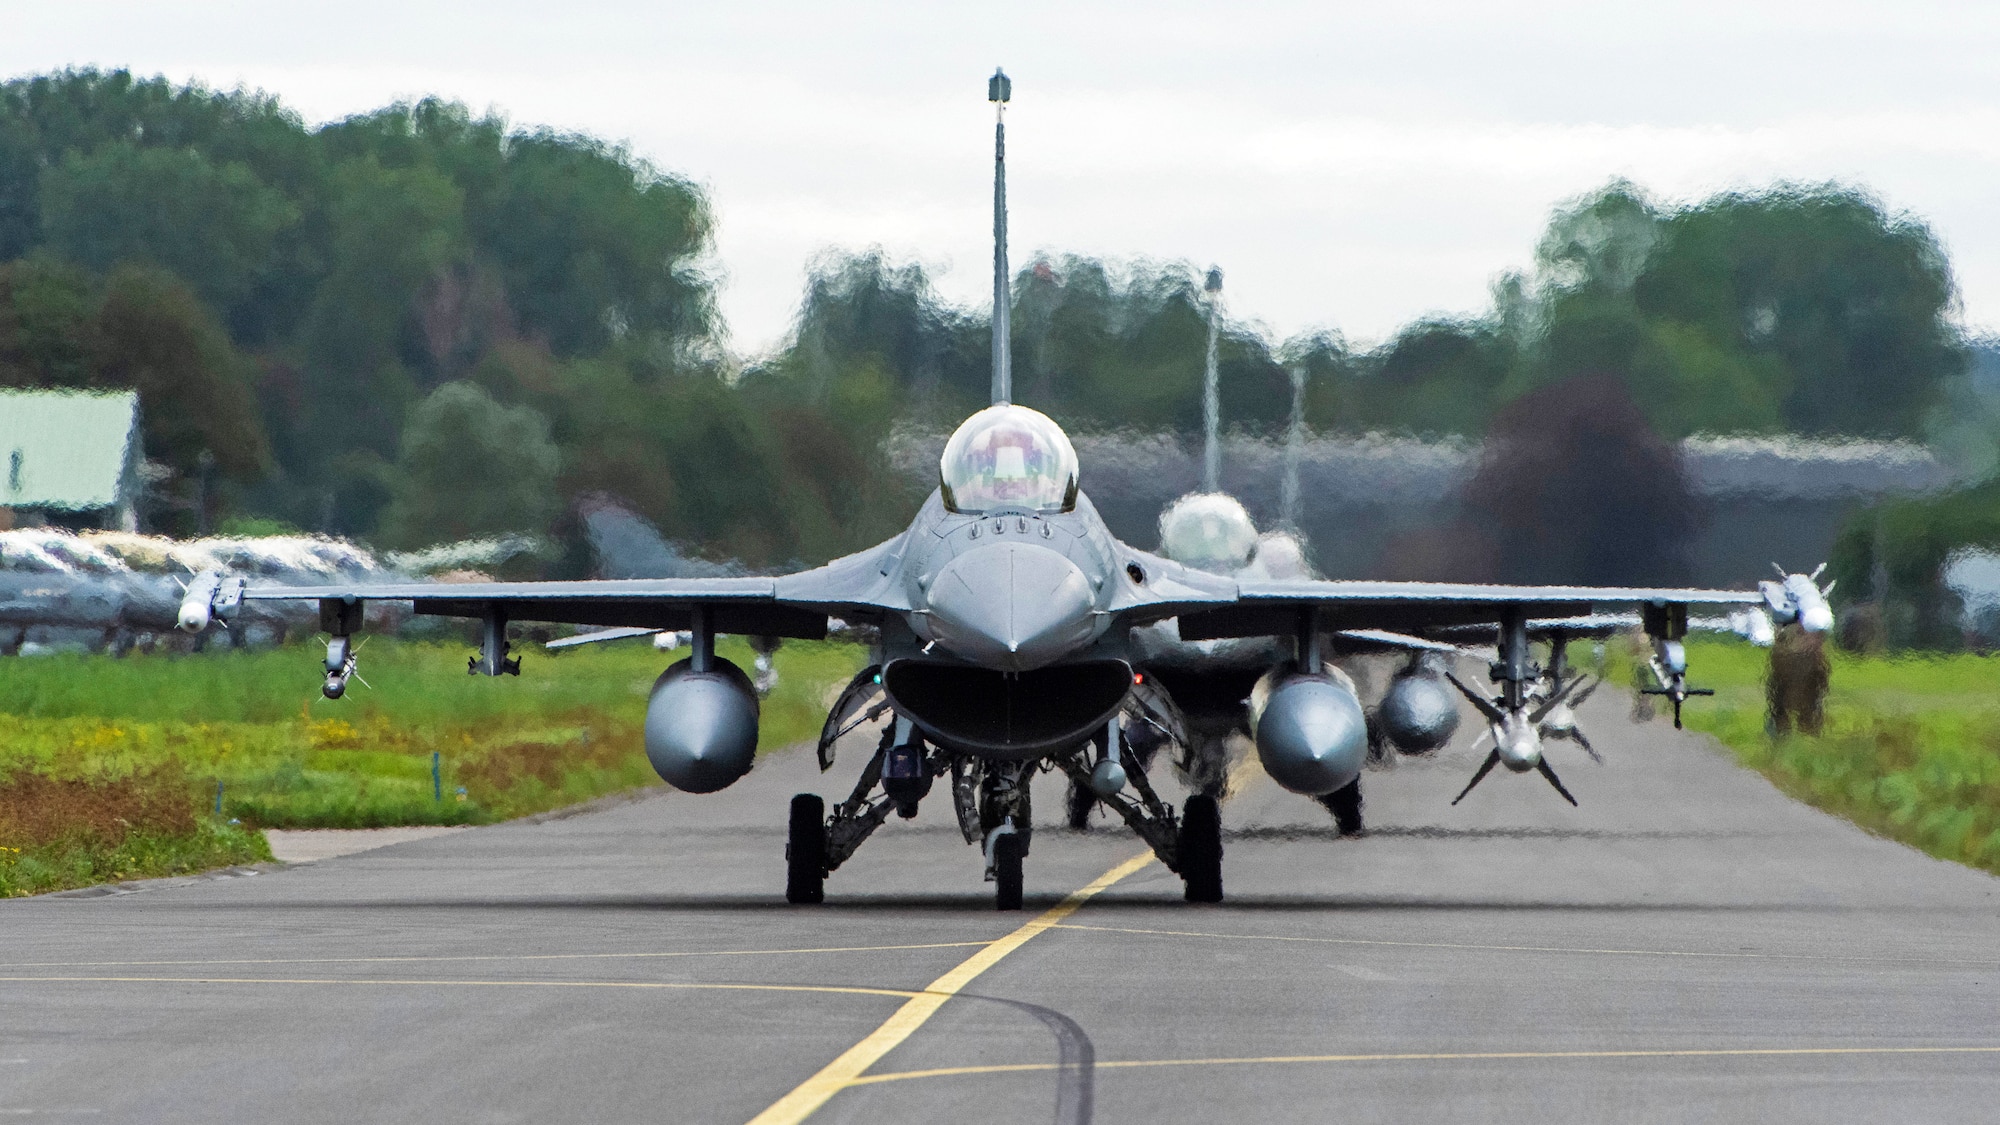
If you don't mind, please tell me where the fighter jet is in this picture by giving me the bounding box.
[1,530,182,654]
[1,528,410,653]
[1113,491,1443,839]
[175,70,1831,909]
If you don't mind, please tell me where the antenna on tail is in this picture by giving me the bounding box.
[989,68,1012,406]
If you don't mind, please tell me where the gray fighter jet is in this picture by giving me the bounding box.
[176,70,1831,909]
[1113,491,1464,839]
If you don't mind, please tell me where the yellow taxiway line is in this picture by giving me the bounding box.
[743,849,1158,1125]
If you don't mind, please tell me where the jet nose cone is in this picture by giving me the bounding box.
[925,542,1098,671]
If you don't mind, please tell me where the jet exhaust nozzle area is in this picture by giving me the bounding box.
[1251,670,1368,795]
[922,541,1097,672]
[644,657,759,793]
[1378,670,1461,755]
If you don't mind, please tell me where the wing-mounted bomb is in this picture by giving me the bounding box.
[1377,653,1461,755]
[322,634,359,698]
[1532,633,1602,763]
[1637,602,1714,729]
[1443,609,1591,806]
[319,597,365,699]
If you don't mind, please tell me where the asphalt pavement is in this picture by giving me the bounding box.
[5,684,1999,1124]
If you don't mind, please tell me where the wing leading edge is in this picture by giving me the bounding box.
[1179,578,1764,641]
[203,537,915,641]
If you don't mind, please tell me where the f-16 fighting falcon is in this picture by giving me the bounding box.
[172,69,1835,910]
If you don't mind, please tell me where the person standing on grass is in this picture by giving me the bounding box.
[1768,622,1830,736]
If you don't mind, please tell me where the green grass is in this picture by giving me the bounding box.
[0,820,273,898]
[1667,636,2000,874]
[0,636,866,862]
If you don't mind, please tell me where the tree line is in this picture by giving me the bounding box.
[0,69,1980,582]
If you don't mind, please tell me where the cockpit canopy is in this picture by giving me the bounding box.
[939,405,1080,515]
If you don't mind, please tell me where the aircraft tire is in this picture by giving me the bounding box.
[1065,780,1095,830]
[786,793,826,904]
[1180,794,1224,903]
[1321,778,1364,837]
[993,833,1024,911]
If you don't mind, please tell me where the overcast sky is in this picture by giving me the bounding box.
[7,1,2000,356]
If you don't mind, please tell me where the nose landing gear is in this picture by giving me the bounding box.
[974,763,1034,910]
[986,824,1024,911]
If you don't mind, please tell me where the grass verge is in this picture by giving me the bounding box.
[1,768,272,896]
[0,637,865,894]
[1668,636,2000,874]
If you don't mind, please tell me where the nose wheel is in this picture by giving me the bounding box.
[991,832,1024,911]
[786,793,827,904]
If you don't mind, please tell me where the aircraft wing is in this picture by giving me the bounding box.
[1420,609,1778,647]
[188,537,914,640]
[1180,578,1764,641]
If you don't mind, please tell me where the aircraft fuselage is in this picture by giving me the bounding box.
[878,490,1143,761]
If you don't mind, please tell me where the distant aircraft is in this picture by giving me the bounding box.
[174,70,1834,909]
[0,528,414,654]
[1108,490,1465,839]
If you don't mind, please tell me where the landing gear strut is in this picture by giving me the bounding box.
[786,724,939,904]
[1066,715,1162,830]
[1053,728,1229,903]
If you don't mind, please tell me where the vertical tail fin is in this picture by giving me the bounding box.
[1201,266,1224,490]
[989,68,1012,406]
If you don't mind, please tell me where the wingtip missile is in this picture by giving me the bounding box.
[1762,564,1837,634]
[176,570,243,634]
[176,570,221,633]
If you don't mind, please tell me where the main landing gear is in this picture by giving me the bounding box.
[1065,713,1165,830]
[1054,723,1227,904]
[1178,794,1223,903]
[1316,777,1364,837]
[790,717,1231,909]
[786,794,826,904]
[786,721,942,906]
